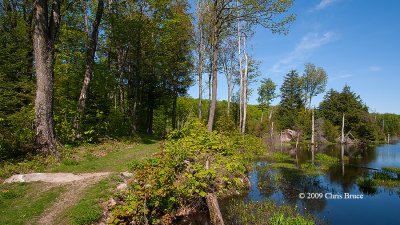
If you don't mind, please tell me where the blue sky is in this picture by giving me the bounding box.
[187,0,400,114]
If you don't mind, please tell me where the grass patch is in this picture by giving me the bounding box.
[50,142,159,173]
[382,167,400,179]
[223,199,317,225]
[357,177,379,194]
[0,182,65,225]
[61,177,118,224]
[300,163,323,176]
[269,162,297,170]
[0,136,160,179]
[314,154,337,170]
[266,152,294,163]
[370,170,400,189]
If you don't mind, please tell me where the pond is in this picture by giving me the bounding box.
[221,142,400,225]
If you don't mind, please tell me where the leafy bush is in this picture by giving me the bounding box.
[109,118,263,224]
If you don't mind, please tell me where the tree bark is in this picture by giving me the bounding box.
[341,113,345,144]
[227,58,233,116]
[241,36,248,134]
[383,118,385,142]
[132,78,138,134]
[132,4,143,135]
[117,48,128,118]
[172,85,178,130]
[206,193,225,225]
[238,18,243,131]
[198,27,204,120]
[33,0,62,154]
[76,0,104,131]
[147,104,153,135]
[268,106,274,122]
[207,8,219,132]
[311,110,315,145]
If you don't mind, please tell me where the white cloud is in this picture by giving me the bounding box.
[368,66,381,72]
[270,32,339,74]
[329,73,353,81]
[316,0,339,10]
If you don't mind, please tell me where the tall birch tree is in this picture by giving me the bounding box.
[206,0,295,132]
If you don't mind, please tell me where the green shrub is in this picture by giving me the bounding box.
[109,118,263,224]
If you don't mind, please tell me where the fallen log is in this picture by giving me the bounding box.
[206,193,224,225]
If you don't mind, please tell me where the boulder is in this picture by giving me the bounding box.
[280,129,298,142]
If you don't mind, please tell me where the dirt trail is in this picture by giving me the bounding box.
[4,172,112,225]
[4,172,111,184]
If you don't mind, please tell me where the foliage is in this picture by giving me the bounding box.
[302,62,328,109]
[109,118,264,224]
[278,70,304,130]
[280,70,304,110]
[257,78,277,119]
[319,85,376,141]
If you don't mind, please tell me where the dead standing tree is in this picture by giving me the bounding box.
[205,0,295,132]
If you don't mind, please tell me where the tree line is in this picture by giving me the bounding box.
[1,0,398,160]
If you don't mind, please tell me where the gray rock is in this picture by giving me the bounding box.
[121,172,133,177]
[116,183,128,191]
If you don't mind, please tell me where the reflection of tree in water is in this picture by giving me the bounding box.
[279,168,328,213]
[253,162,278,198]
[326,145,379,194]
[253,162,329,213]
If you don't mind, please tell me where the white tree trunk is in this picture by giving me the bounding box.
[341,113,345,144]
[241,36,248,134]
[311,110,315,145]
[237,16,243,131]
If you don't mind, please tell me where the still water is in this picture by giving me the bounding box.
[223,142,400,225]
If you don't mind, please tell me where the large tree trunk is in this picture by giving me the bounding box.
[33,0,62,154]
[207,20,218,132]
[76,0,104,131]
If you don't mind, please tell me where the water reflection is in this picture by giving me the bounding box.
[223,142,400,225]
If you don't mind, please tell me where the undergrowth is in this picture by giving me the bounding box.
[109,118,265,224]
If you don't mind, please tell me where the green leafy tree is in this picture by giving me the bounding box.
[257,78,277,122]
[302,62,328,110]
[280,70,303,110]
[319,85,376,141]
[278,70,304,130]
